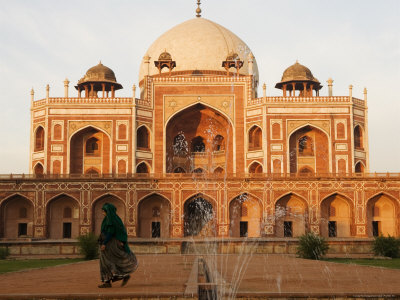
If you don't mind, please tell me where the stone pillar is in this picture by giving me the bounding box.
[262,83,266,100]
[283,84,287,97]
[291,83,296,96]
[111,85,115,98]
[143,55,151,76]
[348,84,353,99]
[327,78,334,96]
[30,88,34,103]
[248,52,254,76]
[46,84,50,101]
[102,83,106,98]
[64,78,69,98]
[90,83,94,98]
[78,87,81,98]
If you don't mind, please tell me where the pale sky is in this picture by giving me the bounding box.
[0,0,399,173]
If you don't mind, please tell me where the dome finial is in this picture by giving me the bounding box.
[196,0,202,18]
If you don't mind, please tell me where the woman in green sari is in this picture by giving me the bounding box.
[98,203,138,288]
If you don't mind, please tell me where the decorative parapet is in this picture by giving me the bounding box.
[32,97,135,108]
[248,96,365,106]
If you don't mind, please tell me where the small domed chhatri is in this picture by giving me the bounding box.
[275,61,322,97]
[75,62,123,98]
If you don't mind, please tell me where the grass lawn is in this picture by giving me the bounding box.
[0,258,84,274]
[325,258,400,269]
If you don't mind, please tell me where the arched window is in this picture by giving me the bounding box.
[34,127,44,151]
[85,137,99,155]
[355,161,364,173]
[34,163,44,175]
[214,167,224,174]
[52,160,61,174]
[299,167,314,175]
[213,135,225,151]
[63,207,72,218]
[118,159,126,174]
[248,126,262,150]
[249,162,263,173]
[191,136,205,153]
[354,126,363,149]
[136,162,149,173]
[137,126,150,149]
[19,207,28,218]
[173,167,185,173]
[53,124,62,140]
[118,124,127,140]
[298,136,314,156]
[193,168,205,173]
[272,123,281,140]
[336,123,345,139]
[85,167,99,175]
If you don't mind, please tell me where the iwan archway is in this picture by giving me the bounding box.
[165,103,233,174]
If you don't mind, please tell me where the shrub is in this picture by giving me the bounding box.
[77,233,99,260]
[0,247,10,259]
[372,235,400,258]
[297,232,329,260]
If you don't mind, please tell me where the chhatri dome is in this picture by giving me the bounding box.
[139,16,259,83]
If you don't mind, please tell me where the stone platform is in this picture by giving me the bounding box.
[0,254,400,299]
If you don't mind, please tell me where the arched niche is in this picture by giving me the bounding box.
[137,194,171,238]
[249,161,263,173]
[136,162,150,173]
[34,163,44,175]
[46,195,80,239]
[70,126,110,174]
[275,194,308,237]
[354,125,364,150]
[137,126,150,150]
[0,195,34,238]
[165,103,233,173]
[183,194,216,237]
[355,161,365,174]
[34,126,44,152]
[248,126,262,151]
[366,194,399,237]
[229,194,262,237]
[289,125,329,174]
[92,195,126,235]
[320,194,352,238]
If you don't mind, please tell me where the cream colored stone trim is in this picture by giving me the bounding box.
[136,151,153,159]
[51,145,63,152]
[246,150,264,159]
[246,108,262,117]
[116,144,128,152]
[271,144,283,151]
[268,107,349,114]
[335,144,348,151]
[49,108,132,115]
[137,109,152,118]
[32,152,44,160]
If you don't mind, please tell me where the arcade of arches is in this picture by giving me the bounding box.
[1,189,398,239]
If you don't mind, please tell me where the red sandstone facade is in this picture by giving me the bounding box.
[0,14,398,241]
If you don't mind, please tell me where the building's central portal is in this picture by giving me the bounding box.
[166,103,232,174]
[184,196,214,237]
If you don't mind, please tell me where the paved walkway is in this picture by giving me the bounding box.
[0,254,399,299]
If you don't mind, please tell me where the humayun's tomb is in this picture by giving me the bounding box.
[0,3,399,254]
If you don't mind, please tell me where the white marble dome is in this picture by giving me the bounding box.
[139,17,259,83]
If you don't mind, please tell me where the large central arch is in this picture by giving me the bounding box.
[165,103,233,174]
[288,125,331,174]
[69,126,111,174]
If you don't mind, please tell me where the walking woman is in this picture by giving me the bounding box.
[98,203,138,288]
